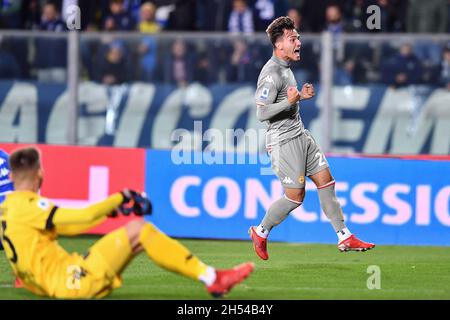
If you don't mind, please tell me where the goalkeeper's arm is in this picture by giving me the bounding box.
[55,216,107,236]
[51,193,125,235]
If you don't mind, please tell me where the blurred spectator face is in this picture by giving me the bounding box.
[444,49,450,63]
[140,3,156,22]
[287,8,301,30]
[172,40,186,58]
[108,46,124,63]
[399,44,412,57]
[326,5,342,24]
[234,39,247,53]
[110,0,124,15]
[233,0,248,14]
[42,4,58,22]
[104,17,116,31]
[377,0,388,7]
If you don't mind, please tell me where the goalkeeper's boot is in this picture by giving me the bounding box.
[338,235,375,252]
[248,226,269,260]
[207,262,254,298]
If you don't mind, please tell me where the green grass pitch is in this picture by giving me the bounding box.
[1,236,449,299]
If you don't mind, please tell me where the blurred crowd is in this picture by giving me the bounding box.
[0,0,449,89]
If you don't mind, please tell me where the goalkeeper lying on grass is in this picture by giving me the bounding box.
[0,146,253,299]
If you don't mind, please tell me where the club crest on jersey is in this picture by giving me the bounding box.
[260,87,270,100]
[37,199,50,210]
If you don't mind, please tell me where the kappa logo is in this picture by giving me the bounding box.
[282,176,294,184]
[263,75,274,84]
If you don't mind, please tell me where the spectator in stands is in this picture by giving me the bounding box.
[138,1,160,32]
[253,0,289,31]
[225,38,256,83]
[165,0,197,31]
[0,40,21,79]
[325,4,352,35]
[196,0,228,31]
[325,4,349,67]
[287,7,302,31]
[194,50,218,84]
[138,2,160,82]
[382,42,423,87]
[102,0,135,31]
[22,0,41,30]
[1,0,23,29]
[96,40,130,85]
[228,0,255,33]
[440,46,450,89]
[407,0,448,33]
[34,2,67,83]
[162,38,194,86]
[299,0,330,33]
[377,0,408,32]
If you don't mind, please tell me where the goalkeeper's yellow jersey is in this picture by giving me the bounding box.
[0,190,123,297]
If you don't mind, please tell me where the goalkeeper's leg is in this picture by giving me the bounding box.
[124,220,254,297]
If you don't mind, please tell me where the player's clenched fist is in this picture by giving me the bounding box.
[300,83,315,100]
[287,86,301,105]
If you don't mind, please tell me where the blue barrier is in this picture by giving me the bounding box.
[145,150,450,246]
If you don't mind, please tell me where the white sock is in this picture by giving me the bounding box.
[198,266,216,287]
[337,228,352,242]
[256,225,269,239]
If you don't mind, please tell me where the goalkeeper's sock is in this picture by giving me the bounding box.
[257,195,301,238]
[139,223,216,284]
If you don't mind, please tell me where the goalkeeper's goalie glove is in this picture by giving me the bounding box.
[116,189,152,216]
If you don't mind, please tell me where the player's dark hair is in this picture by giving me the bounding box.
[266,16,295,47]
[9,147,41,173]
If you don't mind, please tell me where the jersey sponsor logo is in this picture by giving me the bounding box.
[282,176,294,184]
[37,199,50,210]
[260,87,270,100]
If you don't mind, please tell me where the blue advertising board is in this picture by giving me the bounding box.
[146,150,450,246]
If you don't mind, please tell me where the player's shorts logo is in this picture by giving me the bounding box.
[298,176,305,184]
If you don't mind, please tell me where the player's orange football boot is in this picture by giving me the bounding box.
[248,226,269,260]
[338,235,375,252]
[207,262,254,298]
